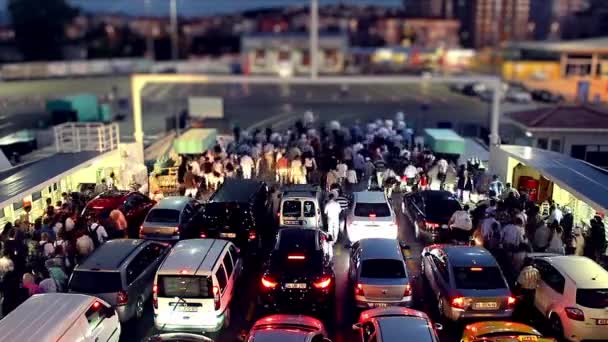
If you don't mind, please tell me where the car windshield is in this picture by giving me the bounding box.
[282,200,301,217]
[69,271,123,293]
[146,209,180,223]
[361,259,406,278]
[453,267,506,289]
[576,288,608,309]
[158,276,212,298]
[354,202,390,217]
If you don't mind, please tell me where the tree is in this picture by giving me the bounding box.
[8,0,78,61]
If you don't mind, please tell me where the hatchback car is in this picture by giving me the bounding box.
[259,228,335,315]
[68,239,170,323]
[353,307,441,342]
[243,315,331,342]
[82,190,156,238]
[530,255,608,342]
[403,190,461,243]
[421,245,515,322]
[461,321,556,342]
[349,238,412,309]
[140,196,201,241]
[345,191,398,244]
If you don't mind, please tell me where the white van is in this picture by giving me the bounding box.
[0,293,120,342]
[154,239,242,333]
[279,185,324,229]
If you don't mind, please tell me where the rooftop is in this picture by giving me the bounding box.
[506,105,608,131]
[498,145,608,212]
[506,37,608,54]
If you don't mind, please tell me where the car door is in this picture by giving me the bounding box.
[409,193,424,223]
[221,250,236,308]
[534,260,566,316]
[229,244,242,280]
[85,302,120,342]
[349,242,361,281]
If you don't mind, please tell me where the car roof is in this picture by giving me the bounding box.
[0,293,95,342]
[250,330,310,341]
[464,321,540,338]
[282,191,319,200]
[543,256,608,288]
[359,238,403,261]
[158,239,229,276]
[442,246,497,267]
[377,316,435,342]
[152,196,193,211]
[353,191,387,203]
[209,179,264,203]
[420,190,458,201]
[78,239,145,270]
[361,307,430,320]
[252,314,324,331]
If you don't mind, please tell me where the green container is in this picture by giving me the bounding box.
[173,128,218,155]
[46,94,99,122]
[424,129,465,155]
[99,103,112,122]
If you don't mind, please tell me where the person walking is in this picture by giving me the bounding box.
[324,194,342,248]
[489,175,504,198]
[589,214,606,262]
[183,165,198,198]
[436,158,448,189]
[240,154,254,180]
[516,258,540,312]
[75,229,94,263]
[457,170,474,203]
[448,204,473,242]
[109,209,128,238]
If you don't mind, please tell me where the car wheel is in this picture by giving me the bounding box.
[550,314,564,339]
[135,296,145,320]
[223,307,231,328]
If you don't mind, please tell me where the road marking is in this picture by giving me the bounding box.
[245,301,256,321]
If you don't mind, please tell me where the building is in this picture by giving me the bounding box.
[561,0,608,40]
[406,0,453,18]
[529,0,588,40]
[505,105,608,168]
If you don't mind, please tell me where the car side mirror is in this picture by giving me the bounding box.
[434,323,443,331]
[424,251,431,257]
[352,323,362,331]
[322,338,332,342]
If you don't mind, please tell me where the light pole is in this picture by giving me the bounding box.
[309,0,319,79]
[170,0,178,60]
[145,0,154,59]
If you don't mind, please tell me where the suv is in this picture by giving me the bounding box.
[82,191,156,238]
[191,179,271,253]
[349,238,412,309]
[68,239,170,323]
[140,197,201,241]
[345,191,398,244]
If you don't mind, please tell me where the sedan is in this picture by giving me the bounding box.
[421,245,515,322]
[403,190,461,243]
[242,315,331,342]
[353,307,442,342]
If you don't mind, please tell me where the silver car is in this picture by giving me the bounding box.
[140,196,201,241]
[421,245,515,322]
[69,239,171,323]
[349,238,412,309]
[243,314,331,342]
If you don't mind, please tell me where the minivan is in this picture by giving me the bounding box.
[154,239,242,333]
[279,184,324,229]
[0,293,120,342]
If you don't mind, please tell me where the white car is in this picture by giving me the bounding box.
[345,191,398,244]
[506,88,532,103]
[531,255,608,342]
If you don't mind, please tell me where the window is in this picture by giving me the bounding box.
[222,253,233,278]
[69,271,123,293]
[303,201,316,217]
[550,139,561,152]
[537,138,548,150]
[282,201,301,217]
[126,245,163,285]
[536,261,565,294]
[32,191,42,201]
[146,209,180,223]
[12,201,23,211]
[431,255,449,280]
[229,245,239,261]
[453,267,507,289]
[85,302,111,330]
[216,264,227,292]
[354,203,391,217]
[159,276,212,298]
[361,259,406,278]
[576,288,608,309]
[123,193,148,212]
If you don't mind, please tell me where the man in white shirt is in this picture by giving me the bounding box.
[403,163,417,180]
[240,154,254,179]
[448,205,473,241]
[436,158,448,182]
[324,194,342,244]
[502,217,526,250]
[336,161,348,184]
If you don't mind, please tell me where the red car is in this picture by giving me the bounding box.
[82,190,155,238]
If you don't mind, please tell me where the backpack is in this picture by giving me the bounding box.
[88,223,101,248]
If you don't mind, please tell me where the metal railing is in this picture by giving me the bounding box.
[54,122,120,153]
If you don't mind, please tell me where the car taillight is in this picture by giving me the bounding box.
[565,307,585,321]
[507,296,516,308]
[173,226,180,235]
[213,285,220,310]
[369,213,376,218]
[261,275,278,289]
[355,283,364,296]
[117,290,128,306]
[200,232,207,238]
[313,276,332,289]
[139,225,144,237]
[424,221,439,229]
[152,284,158,309]
[248,230,257,241]
[451,296,466,309]
[287,254,306,260]
[403,283,412,296]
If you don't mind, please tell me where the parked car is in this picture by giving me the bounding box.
[506,88,532,103]
[353,307,442,342]
[345,191,398,244]
[68,239,170,323]
[0,293,121,342]
[531,89,565,103]
[403,190,461,243]
[279,184,324,229]
[461,321,556,342]
[421,245,515,322]
[530,255,608,342]
[462,83,487,96]
[192,179,270,253]
[349,238,413,309]
[139,196,201,241]
[259,228,335,315]
[154,239,242,333]
[242,315,331,342]
[82,190,156,238]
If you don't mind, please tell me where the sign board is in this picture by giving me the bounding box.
[188,97,224,119]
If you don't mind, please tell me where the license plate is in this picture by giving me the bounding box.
[597,319,608,325]
[474,302,498,310]
[285,220,301,225]
[371,303,388,308]
[220,232,236,238]
[518,336,538,341]
[175,306,198,312]
[285,283,307,289]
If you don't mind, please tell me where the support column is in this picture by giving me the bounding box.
[560,53,568,78]
[591,53,599,78]
[131,76,144,147]
[489,78,501,147]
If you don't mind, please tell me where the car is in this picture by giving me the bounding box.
[242,314,331,342]
[403,190,462,242]
[345,191,398,244]
[68,239,171,323]
[349,238,413,309]
[0,293,121,342]
[353,307,442,342]
[531,89,565,103]
[529,255,608,342]
[192,179,270,253]
[421,245,515,322]
[506,88,532,103]
[479,89,505,102]
[461,321,556,342]
[145,333,213,342]
[82,190,156,238]
[259,228,335,315]
[139,196,201,241]
[462,83,487,96]
[279,184,324,229]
